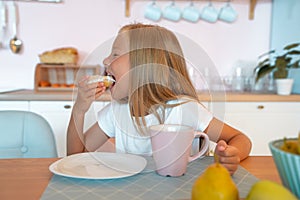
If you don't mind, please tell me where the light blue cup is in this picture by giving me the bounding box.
[182,4,200,23]
[163,3,181,22]
[218,3,238,23]
[144,2,162,22]
[200,3,218,23]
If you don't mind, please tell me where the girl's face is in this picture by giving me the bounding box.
[103,35,130,100]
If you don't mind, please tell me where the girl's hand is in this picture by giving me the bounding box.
[74,76,107,114]
[214,140,241,175]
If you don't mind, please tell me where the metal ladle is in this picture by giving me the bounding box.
[9,2,22,54]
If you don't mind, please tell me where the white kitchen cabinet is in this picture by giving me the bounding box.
[0,101,29,111]
[29,101,109,157]
[29,101,73,157]
[209,102,300,155]
[2,97,299,156]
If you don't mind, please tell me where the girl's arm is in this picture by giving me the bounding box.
[66,77,109,155]
[67,110,109,155]
[204,117,252,174]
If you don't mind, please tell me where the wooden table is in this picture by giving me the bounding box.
[0,156,281,200]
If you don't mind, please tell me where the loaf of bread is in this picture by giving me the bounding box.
[39,47,79,64]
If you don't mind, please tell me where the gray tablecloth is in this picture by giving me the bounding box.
[41,156,258,200]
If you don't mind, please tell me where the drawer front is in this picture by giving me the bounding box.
[210,102,300,113]
[29,101,73,112]
[0,101,29,111]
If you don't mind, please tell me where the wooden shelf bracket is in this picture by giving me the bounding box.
[125,0,130,17]
[249,0,257,20]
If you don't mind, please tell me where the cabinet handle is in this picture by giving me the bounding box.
[64,105,72,109]
[257,105,264,109]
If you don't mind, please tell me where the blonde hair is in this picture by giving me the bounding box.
[118,23,199,134]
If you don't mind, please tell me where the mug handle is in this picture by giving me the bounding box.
[188,131,209,162]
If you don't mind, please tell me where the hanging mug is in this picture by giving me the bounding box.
[144,1,162,22]
[182,2,200,23]
[200,2,218,23]
[163,1,181,22]
[218,1,238,23]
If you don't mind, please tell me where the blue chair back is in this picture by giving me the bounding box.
[0,110,58,158]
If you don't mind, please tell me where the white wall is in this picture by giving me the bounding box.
[0,0,272,89]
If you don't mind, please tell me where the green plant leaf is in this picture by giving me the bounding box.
[285,57,292,64]
[290,61,300,68]
[255,65,275,83]
[255,42,300,82]
[284,43,300,50]
[258,57,270,67]
[287,50,300,55]
[258,50,275,59]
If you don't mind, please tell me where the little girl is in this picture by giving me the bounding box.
[67,23,252,175]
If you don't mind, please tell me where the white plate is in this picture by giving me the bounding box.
[49,152,147,179]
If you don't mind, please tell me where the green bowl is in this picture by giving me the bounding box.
[269,138,300,198]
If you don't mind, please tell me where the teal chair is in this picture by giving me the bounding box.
[0,110,58,158]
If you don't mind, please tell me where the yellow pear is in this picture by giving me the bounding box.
[298,132,300,154]
[246,180,297,200]
[191,156,239,200]
[280,138,299,155]
[280,133,300,155]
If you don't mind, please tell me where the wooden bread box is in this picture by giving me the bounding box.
[34,64,101,92]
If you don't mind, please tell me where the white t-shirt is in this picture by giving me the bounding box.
[97,97,213,156]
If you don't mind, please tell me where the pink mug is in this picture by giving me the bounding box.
[149,124,209,177]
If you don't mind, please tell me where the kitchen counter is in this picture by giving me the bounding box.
[0,89,300,102]
[0,89,111,101]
